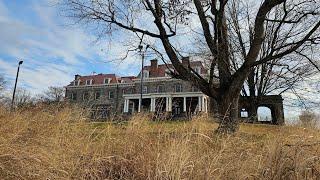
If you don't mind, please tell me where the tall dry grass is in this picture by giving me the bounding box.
[0,105,320,179]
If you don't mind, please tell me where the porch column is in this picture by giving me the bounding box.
[183,96,187,112]
[138,98,141,113]
[202,96,206,112]
[198,96,202,112]
[166,97,172,111]
[151,97,156,112]
[124,99,129,113]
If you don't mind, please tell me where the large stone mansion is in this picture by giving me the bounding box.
[65,57,210,119]
[65,57,285,124]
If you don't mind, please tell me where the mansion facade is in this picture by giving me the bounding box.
[65,58,210,119]
[65,57,285,124]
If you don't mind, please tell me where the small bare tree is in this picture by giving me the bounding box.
[40,86,65,103]
[299,110,319,128]
[61,0,320,133]
[13,88,33,108]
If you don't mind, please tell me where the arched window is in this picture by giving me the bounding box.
[257,106,272,122]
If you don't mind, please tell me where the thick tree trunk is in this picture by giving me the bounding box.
[214,95,240,134]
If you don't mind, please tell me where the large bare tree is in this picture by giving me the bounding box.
[61,0,320,133]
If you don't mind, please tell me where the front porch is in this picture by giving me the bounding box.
[123,92,208,118]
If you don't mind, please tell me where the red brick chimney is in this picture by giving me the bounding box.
[150,59,158,77]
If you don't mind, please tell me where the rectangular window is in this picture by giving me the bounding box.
[86,79,92,85]
[71,92,77,100]
[175,84,182,92]
[104,78,111,84]
[143,70,149,78]
[95,92,100,100]
[74,80,80,86]
[157,85,164,93]
[142,86,148,94]
[109,91,114,99]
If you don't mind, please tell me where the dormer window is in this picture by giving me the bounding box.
[104,78,111,84]
[86,79,93,85]
[74,80,80,86]
[143,70,149,78]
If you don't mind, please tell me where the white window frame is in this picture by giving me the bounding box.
[143,70,149,78]
[108,91,114,99]
[104,78,111,84]
[142,86,148,94]
[175,84,182,92]
[86,79,93,85]
[74,80,80,86]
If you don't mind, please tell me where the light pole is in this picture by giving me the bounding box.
[138,45,149,113]
[11,60,23,110]
[138,45,144,113]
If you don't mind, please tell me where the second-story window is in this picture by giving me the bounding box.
[143,70,149,78]
[95,92,100,100]
[86,79,93,85]
[74,80,80,86]
[157,85,164,93]
[142,86,148,94]
[109,91,114,99]
[104,78,111,84]
[175,84,182,92]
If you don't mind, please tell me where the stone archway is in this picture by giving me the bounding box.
[239,95,285,125]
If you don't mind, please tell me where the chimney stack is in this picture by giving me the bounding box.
[75,74,81,80]
[150,59,158,77]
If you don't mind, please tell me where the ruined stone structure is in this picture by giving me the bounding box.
[65,58,285,124]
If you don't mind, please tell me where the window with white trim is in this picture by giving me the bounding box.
[74,80,80,86]
[142,86,148,94]
[175,84,182,92]
[108,91,114,99]
[86,79,93,85]
[71,92,77,100]
[143,70,149,78]
[104,78,111,84]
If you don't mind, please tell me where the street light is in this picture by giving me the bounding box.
[138,45,149,113]
[11,60,23,110]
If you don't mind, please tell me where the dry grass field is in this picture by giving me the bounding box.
[0,105,320,179]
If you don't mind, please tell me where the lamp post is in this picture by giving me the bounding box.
[138,45,144,113]
[138,45,149,113]
[11,60,23,110]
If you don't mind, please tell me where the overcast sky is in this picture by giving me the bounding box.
[0,0,318,119]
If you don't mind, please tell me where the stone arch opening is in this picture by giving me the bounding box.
[257,106,272,122]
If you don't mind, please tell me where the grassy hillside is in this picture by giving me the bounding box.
[0,105,319,179]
